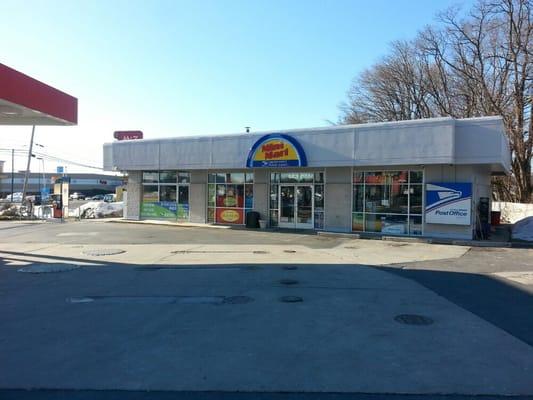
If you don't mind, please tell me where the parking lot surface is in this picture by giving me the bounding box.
[0,220,532,398]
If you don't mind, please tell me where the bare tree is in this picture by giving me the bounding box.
[341,0,532,202]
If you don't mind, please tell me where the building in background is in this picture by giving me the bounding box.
[0,172,124,198]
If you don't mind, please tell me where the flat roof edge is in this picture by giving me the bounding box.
[106,116,503,145]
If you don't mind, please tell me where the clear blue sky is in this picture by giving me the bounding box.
[0,0,471,172]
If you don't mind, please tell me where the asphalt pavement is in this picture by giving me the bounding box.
[0,220,532,399]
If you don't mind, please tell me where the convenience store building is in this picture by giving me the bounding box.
[103,116,510,240]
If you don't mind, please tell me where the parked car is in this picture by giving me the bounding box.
[3,192,23,202]
[103,194,116,203]
[91,194,105,201]
[70,192,85,200]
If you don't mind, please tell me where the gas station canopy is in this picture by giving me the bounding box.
[0,63,77,126]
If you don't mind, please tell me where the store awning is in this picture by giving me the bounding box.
[0,63,77,126]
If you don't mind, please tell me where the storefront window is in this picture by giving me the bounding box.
[142,185,158,202]
[141,171,190,220]
[178,172,190,183]
[364,184,408,214]
[208,184,216,207]
[352,213,364,231]
[207,171,253,225]
[353,171,364,184]
[159,171,176,183]
[270,173,280,183]
[160,185,176,202]
[352,169,423,235]
[314,185,324,210]
[409,185,423,214]
[353,185,364,212]
[270,185,278,209]
[410,170,423,184]
[142,171,158,184]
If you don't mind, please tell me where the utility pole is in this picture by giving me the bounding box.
[11,148,14,198]
[21,125,35,203]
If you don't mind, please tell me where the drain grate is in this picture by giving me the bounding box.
[83,249,125,256]
[223,296,254,304]
[252,250,268,254]
[279,279,299,285]
[394,314,434,326]
[18,264,80,274]
[283,250,296,253]
[280,295,303,303]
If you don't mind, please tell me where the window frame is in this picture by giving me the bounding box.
[206,171,254,225]
[351,168,424,236]
[141,171,191,221]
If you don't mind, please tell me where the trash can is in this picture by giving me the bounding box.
[491,211,501,226]
[53,207,62,218]
[245,211,260,228]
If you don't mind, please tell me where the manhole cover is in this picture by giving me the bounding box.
[280,295,303,303]
[282,266,298,270]
[18,264,80,274]
[344,246,358,249]
[389,243,408,247]
[283,250,296,253]
[83,249,125,256]
[223,296,254,304]
[394,314,434,326]
[279,279,299,285]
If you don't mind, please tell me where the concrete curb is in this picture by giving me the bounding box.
[108,219,231,229]
[317,230,532,248]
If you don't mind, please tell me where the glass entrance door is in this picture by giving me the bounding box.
[279,185,313,229]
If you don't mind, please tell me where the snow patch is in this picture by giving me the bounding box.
[512,216,533,242]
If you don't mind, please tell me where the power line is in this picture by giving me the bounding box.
[0,148,103,170]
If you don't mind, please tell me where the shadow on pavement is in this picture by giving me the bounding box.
[1,250,533,399]
[1,248,532,348]
[380,266,533,347]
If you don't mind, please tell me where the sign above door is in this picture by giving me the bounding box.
[246,134,307,168]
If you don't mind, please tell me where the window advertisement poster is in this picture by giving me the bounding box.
[141,201,178,218]
[425,183,472,225]
[216,208,244,224]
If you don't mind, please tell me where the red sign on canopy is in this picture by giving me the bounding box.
[114,131,143,140]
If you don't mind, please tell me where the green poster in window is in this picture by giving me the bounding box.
[141,202,177,218]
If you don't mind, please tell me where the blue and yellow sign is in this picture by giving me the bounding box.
[246,134,307,168]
